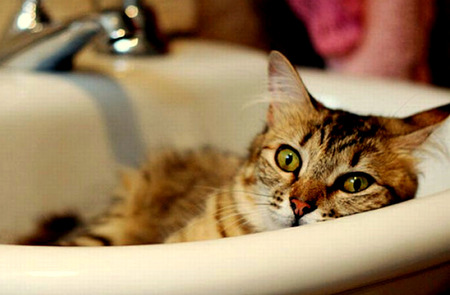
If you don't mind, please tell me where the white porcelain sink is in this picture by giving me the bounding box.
[0,40,449,294]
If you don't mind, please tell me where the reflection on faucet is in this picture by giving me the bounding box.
[0,0,168,71]
[3,0,51,36]
[97,0,167,55]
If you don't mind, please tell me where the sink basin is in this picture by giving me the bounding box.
[0,39,449,294]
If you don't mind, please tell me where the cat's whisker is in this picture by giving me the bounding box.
[218,204,267,219]
[217,212,251,230]
[216,198,268,214]
[220,208,266,233]
[232,190,272,199]
[215,204,269,217]
[240,97,272,111]
[390,95,417,117]
[194,185,273,199]
[215,199,270,213]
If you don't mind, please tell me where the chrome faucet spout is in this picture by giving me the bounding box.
[0,0,168,71]
[0,16,101,71]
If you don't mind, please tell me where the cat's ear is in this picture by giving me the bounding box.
[390,103,450,151]
[267,51,323,126]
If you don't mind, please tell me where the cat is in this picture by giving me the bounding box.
[20,51,450,246]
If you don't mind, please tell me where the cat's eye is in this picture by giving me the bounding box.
[275,145,301,173]
[339,173,374,193]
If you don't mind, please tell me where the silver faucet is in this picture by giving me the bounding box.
[0,0,168,71]
[3,0,52,37]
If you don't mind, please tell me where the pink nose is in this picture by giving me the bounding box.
[290,198,311,217]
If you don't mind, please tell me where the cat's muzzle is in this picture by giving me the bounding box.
[290,197,315,226]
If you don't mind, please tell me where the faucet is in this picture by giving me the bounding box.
[0,0,168,71]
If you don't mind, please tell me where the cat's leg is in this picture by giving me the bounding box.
[55,149,241,246]
[57,169,152,246]
[56,212,131,246]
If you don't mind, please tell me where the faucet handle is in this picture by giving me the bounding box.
[123,0,168,53]
[96,0,168,55]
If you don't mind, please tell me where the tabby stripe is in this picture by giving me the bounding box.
[337,139,359,152]
[350,150,362,167]
[236,213,253,235]
[299,131,313,146]
[228,193,254,235]
[320,116,333,146]
[319,128,326,145]
[214,193,228,238]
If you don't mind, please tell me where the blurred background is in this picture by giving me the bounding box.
[0,0,449,88]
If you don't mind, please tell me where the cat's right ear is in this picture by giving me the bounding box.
[390,103,450,151]
[267,51,322,126]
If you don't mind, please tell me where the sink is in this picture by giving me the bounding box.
[0,39,449,294]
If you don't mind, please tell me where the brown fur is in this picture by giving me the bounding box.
[20,52,449,246]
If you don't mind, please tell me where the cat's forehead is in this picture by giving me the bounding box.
[263,109,387,174]
[273,108,383,143]
[318,111,380,139]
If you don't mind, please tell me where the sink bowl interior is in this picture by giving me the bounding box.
[0,40,449,294]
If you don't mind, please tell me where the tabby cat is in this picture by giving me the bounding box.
[23,51,450,246]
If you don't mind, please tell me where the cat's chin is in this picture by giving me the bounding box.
[258,211,294,231]
[298,210,324,226]
[268,212,321,229]
[264,209,324,229]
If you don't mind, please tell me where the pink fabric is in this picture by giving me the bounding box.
[287,0,364,56]
[287,0,434,82]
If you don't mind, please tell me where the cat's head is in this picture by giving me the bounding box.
[238,51,450,231]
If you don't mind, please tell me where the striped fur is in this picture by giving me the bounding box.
[22,52,449,246]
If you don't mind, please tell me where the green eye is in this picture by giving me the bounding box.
[341,173,373,193]
[275,145,301,173]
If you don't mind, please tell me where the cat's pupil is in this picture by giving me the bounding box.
[352,178,361,191]
[285,154,293,165]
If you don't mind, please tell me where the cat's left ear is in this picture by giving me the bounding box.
[390,103,450,150]
[267,51,323,126]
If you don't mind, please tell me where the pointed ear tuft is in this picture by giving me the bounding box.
[268,51,310,102]
[403,103,450,130]
[391,103,450,151]
[267,51,322,126]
